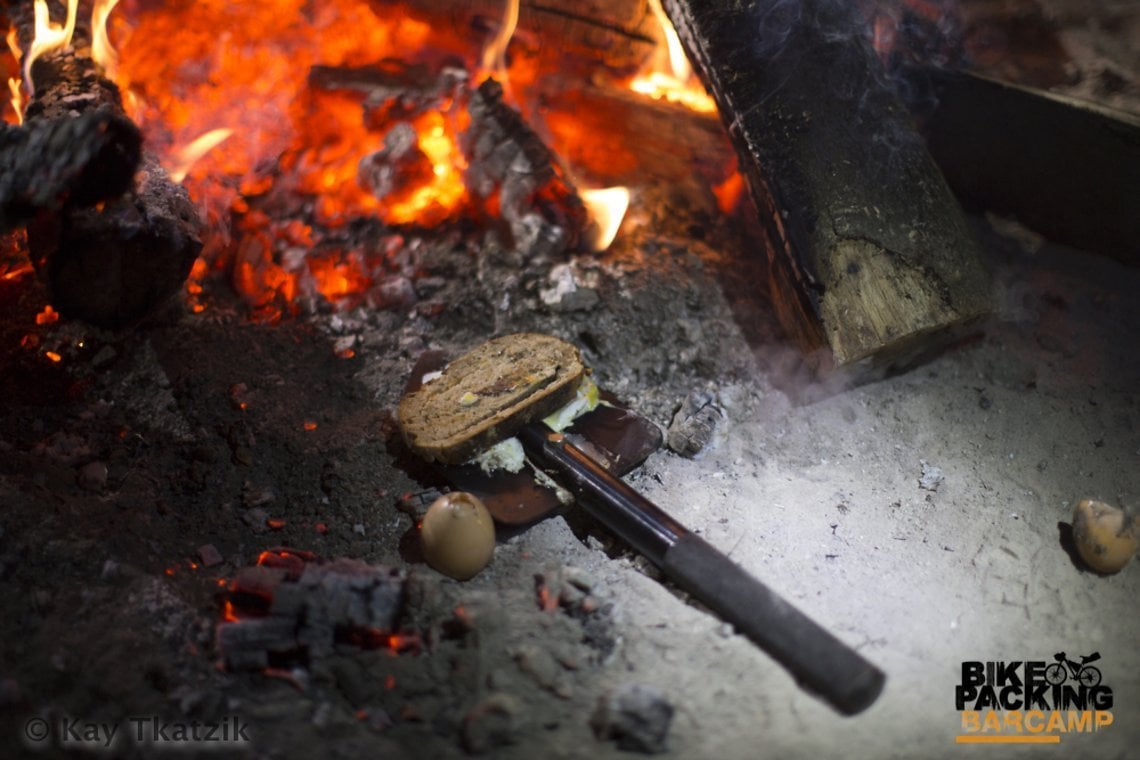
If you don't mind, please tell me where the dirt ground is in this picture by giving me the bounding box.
[2,204,1137,759]
[1,1,1138,759]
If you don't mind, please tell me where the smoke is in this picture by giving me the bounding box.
[751,0,805,62]
[747,0,966,120]
[859,0,968,116]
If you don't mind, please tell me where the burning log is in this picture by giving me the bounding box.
[309,61,467,130]
[12,6,203,328]
[662,0,991,368]
[464,78,586,260]
[425,0,658,74]
[0,107,140,230]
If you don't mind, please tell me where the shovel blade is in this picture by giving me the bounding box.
[404,350,662,525]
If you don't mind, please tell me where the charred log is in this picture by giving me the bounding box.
[663,0,991,368]
[12,3,202,329]
[464,77,585,260]
[26,153,204,329]
[0,108,140,230]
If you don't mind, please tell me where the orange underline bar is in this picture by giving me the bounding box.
[956,735,1062,744]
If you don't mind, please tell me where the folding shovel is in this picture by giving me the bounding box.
[403,349,885,715]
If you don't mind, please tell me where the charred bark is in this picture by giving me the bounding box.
[0,108,140,230]
[12,2,202,329]
[663,0,991,368]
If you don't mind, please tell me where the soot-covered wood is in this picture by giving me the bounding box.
[662,0,991,367]
[11,1,203,329]
[0,108,140,230]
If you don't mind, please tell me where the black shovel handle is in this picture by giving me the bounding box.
[518,424,885,715]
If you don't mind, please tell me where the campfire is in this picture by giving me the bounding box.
[3,0,734,326]
[0,0,1138,755]
[12,0,1096,372]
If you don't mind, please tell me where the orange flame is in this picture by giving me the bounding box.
[112,1,463,230]
[479,0,519,81]
[24,0,79,96]
[91,0,121,77]
[6,27,22,124]
[379,110,467,226]
[580,187,630,251]
[170,128,233,184]
[629,0,716,113]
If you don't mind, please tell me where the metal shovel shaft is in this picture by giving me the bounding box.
[517,423,886,715]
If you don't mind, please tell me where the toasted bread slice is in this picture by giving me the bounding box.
[398,333,586,464]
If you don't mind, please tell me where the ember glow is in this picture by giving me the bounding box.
[110,1,461,223]
[2,0,731,319]
[34,304,58,325]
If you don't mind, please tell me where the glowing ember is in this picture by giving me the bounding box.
[24,0,79,96]
[580,187,630,251]
[35,305,58,325]
[111,1,464,228]
[44,350,61,362]
[2,256,33,281]
[184,257,209,313]
[375,110,468,226]
[629,0,716,114]
[713,168,746,215]
[91,0,121,77]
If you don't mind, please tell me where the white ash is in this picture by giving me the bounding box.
[918,460,945,492]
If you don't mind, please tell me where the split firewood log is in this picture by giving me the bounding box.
[663,0,992,369]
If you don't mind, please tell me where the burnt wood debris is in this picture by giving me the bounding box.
[464,78,587,260]
[9,1,203,329]
[663,0,992,368]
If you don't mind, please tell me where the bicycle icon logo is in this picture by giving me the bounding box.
[1045,651,1102,688]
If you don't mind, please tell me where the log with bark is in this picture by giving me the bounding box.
[662,0,992,368]
[11,3,203,328]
